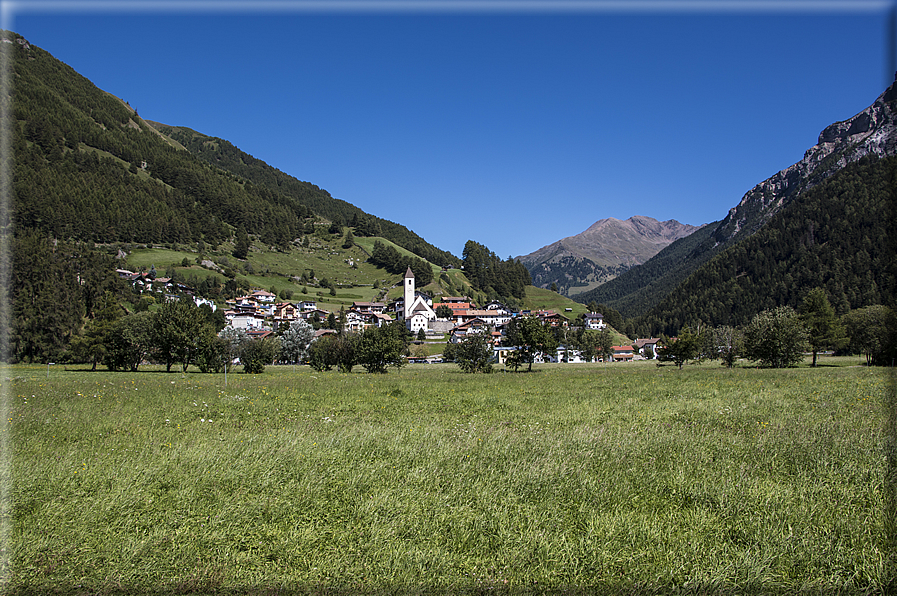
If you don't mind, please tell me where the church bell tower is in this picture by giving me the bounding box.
[403,267,415,320]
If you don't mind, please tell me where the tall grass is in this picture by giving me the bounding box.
[4,362,892,594]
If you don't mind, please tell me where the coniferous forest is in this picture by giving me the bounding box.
[4,31,462,362]
[626,155,897,338]
[9,31,458,258]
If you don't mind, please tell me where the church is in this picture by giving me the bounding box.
[401,267,436,334]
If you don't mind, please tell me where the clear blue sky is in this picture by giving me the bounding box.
[8,1,894,259]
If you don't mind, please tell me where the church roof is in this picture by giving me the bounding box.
[404,266,414,279]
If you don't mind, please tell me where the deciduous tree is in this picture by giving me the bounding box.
[842,305,893,365]
[454,332,493,373]
[742,306,808,368]
[151,300,210,372]
[356,323,408,374]
[240,336,280,374]
[279,320,315,364]
[713,325,742,368]
[103,311,154,372]
[505,315,557,372]
[657,326,704,369]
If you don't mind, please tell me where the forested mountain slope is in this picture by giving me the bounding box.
[149,123,459,268]
[8,31,454,267]
[633,155,896,337]
[574,222,720,317]
[518,216,699,296]
[10,33,299,246]
[577,76,897,324]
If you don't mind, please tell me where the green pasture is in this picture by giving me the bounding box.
[123,241,400,310]
[3,361,894,594]
[124,248,200,271]
[523,286,589,321]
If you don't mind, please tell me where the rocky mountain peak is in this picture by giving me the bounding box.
[713,79,897,244]
[517,216,701,295]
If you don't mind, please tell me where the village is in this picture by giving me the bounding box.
[116,265,662,365]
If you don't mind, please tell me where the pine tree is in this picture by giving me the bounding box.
[800,288,846,366]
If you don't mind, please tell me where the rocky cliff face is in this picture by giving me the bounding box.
[518,216,700,295]
[712,78,897,244]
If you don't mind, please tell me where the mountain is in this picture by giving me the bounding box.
[577,76,897,326]
[145,123,460,269]
[708,76,897,246]
[517,216,700,296]
[6,30,477,363]
[635,154,896,337]
[6,30,454,266]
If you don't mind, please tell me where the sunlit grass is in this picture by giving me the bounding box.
[5,362,893,594]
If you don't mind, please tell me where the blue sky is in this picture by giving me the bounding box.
[7,1,894,258]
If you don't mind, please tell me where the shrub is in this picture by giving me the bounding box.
[240,337,280,374]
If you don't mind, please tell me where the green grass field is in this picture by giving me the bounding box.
[4,361,894,594]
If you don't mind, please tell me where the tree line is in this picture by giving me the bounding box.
[368,241,434,286]
[656,288,896,369]
[461,240,531,302]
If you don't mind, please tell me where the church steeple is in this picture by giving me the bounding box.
[403,267,415,320]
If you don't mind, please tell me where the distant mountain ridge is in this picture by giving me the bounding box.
[517,216,700,296]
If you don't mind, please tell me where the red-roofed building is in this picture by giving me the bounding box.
[611,345,634,362]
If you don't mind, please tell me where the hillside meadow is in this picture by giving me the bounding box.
[3,360,894,594]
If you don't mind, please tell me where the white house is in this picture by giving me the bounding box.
[194,296,217,311]
[584,313,606,330]
[250,290,276,303]
[229,313,267,330]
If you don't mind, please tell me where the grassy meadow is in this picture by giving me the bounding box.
[3,360,894,594]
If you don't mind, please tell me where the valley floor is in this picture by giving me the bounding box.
[4,360,894,594]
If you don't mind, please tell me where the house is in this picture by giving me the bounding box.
[556,346,584,363]
[492,346,520,365]
[536,310,569,327]
[194,296,217,311]
[298,308,330,323]
[250,289,276,303]
[444,308,512,326]
[583,313,606,330]
[432,301,473,318]
[483,300,510,312]
[345,310,373,333]
[229,312,267,330]
[352,301,386,314]
[245,329,274,341]
[274,302,298,321]
[345,309,392,333]
[634,338,662,359]
[448,318,490,344]
[610,345,634,362]
[298,300,317,311]
[372,312,393,328]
